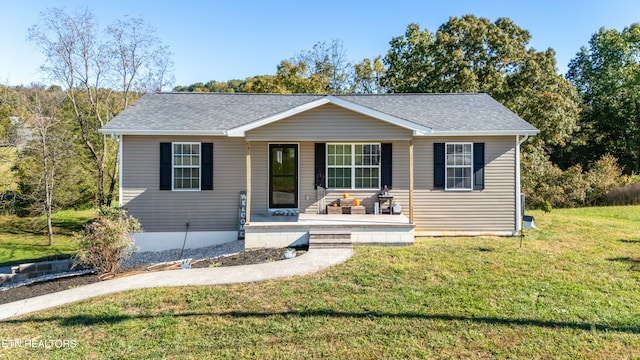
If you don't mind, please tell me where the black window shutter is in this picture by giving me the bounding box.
[381,143,392,189]
[201,142,214,190]
[473,143,485,190]
[434,143,445,189]
[159,142,172,190]
[314,143,326,188]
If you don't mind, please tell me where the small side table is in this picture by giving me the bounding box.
[377,195,393,214]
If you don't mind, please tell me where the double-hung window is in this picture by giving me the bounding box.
[445,143,472,190]
[160,142,212,191]
[327,143,380,189]
[173,142,201,190]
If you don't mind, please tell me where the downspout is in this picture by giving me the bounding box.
[112,133,124,208]
[119,134,123,208]
[515,134,530,233]
[246,142,251,225]
[409,140,414,224]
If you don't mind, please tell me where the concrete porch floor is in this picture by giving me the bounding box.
[249,213,411,227]
[245,213,415,249]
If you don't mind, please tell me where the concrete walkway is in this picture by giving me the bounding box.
[0,247,353,321]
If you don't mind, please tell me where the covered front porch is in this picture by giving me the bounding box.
[245,213,415,249]
[238,100,420,249]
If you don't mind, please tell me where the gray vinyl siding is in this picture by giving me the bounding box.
[246,103,413,141]
[412,136,516,233]
[299,142,317,212]
[121,135,246,232]
[123,133,517,234]
[249,141,268,214]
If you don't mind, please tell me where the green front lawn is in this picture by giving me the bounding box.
[1,206,640,358]
[0,209,95,267]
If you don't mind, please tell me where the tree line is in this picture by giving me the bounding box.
[1,11,640,245]
[0,8,171,244]
[174,15,640,209]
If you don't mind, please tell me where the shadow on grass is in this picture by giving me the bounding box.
[608,256,640,271]
[6,310,640,334]
[1,215,91,237]
[0,242,74,268]
[620,239,640,243]
[51,218,92,236]
[0,252,73,268]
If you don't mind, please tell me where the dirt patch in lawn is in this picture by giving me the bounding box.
[0,248,301,305]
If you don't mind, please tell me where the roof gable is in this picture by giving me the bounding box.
[227,95,431,137]
[245,103,415,141]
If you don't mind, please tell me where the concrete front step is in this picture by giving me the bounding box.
[308,229,352,249]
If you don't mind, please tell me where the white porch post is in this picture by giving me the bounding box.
[246,141,251,225]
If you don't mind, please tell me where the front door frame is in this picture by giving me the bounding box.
[268,143,299,209]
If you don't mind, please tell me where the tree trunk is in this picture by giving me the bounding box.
[43,131,54,246]
[46,209,54,246]
[106,146,119,207]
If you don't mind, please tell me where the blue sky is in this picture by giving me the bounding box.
[1,0,639,88]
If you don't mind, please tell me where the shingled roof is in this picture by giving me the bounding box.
[99,92,539,136]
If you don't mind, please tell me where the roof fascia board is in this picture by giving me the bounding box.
[424,129,540,137]
[98,129,228,136]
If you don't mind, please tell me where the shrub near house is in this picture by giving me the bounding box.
[73,208,141,277]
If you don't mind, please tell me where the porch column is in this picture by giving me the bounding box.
[246,141,251,225]
[409,140,414,223]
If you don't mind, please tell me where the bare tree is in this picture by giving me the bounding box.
[106,15,174,107]
[292,39,352,93]
[19,86,69,245]
[28,8,174,207]
[103,15,174,205]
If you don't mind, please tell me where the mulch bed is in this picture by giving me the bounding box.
[0,248,300,305]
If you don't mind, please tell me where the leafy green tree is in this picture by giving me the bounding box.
[240,62,327,94]
[381,23,435,93]
[352,56,386,94]
[382,16,583,209]
[383,16,580,151]
[174,79,247,93]
[567,23,640,173]
[241,75,282,93]
[275,61,327,94]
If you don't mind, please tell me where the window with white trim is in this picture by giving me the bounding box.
[446,143,472,190]
[327,143,380,189]
[173,142,200,190]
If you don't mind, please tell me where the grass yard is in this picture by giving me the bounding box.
[0,209,95,267]
[1,206,639,358]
